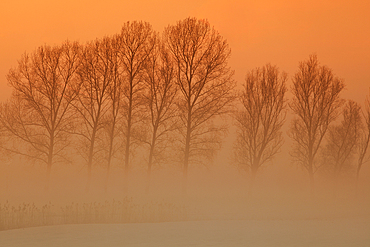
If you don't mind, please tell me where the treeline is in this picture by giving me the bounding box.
[0,17,369,196]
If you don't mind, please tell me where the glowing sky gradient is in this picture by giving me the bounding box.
[1,0,369,102]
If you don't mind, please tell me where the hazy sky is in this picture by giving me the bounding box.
[1,0,369,102]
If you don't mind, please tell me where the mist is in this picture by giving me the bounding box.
[0,2,370,244]
[1,124,370,245]
[1,125,370,220]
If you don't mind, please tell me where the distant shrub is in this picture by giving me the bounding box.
[0,198,187,231]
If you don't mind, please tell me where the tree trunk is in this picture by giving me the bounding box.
[355,162,363,198]
[124,121,131,175]
[182,112,192,196]
[182,162,188,196]
[145,168,152,195]
[86,130,97,193]
[105,128,115,193]
[356,165,361,183]
[45,135,54,191]
[248,168,257,197]
[124,125,131,175]
[308,146,315,198]
[248,159,259,196]
[355,165,361,194]
[333,170,339,199]
[124,83,133,192]
[357,131,370,188]
[146,129,157,194]
[46,162,52,191]
[308,169,315,198]
[104,158,111,194]
[86,166,92,193]
[123,118,131,194]
[145,143,155,194]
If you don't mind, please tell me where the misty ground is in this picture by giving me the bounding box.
[1,157,370,246]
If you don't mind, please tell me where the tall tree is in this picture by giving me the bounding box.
[289,54,344,195]
[1,41,81,189]
[114,21,157,180]
[73,37,112,192]
[142,40,178,194]
[101,37,124,193]
[234,64,287,191]
[356,88,370,182]
[164,17,235,193]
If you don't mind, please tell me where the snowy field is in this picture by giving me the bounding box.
[1,160,370,246]
[1,218,369,247]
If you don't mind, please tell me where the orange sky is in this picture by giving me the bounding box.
[1,0,369,102]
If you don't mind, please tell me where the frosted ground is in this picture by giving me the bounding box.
[1,191,370,247]
[1,218,370,247]
[1,162,370,246]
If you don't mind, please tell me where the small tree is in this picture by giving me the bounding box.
[0,108,4,154]
[164,18,235,193]
[289,54,344,195]
[356,88,370,183]
[142,40,178,193]
[322,100,362,191]
[234,64,287,191]
[1,41,81,189]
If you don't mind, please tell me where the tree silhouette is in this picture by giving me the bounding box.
[356,88,370,183]
[1,41,81,189]
[0,105,8,157]
[234,64,287,191]
[322,100,362,195]
[289,54,344,196]
[114,21,157,184]
[101,37,124,193]
[164,18,235,193]
[142,40,178,194]
[73,37,112,192]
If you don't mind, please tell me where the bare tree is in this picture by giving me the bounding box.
[114,21,157,181]
[289,54,344,195]
[73,37,112,192]
[163,17,235,193]
[234,64,287,191]
[101,37,124,193]
[357,88,370,183]
[0,106,6,155]
[322,100,362,187]
[142,40,178,194]
[0,41,81,189]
